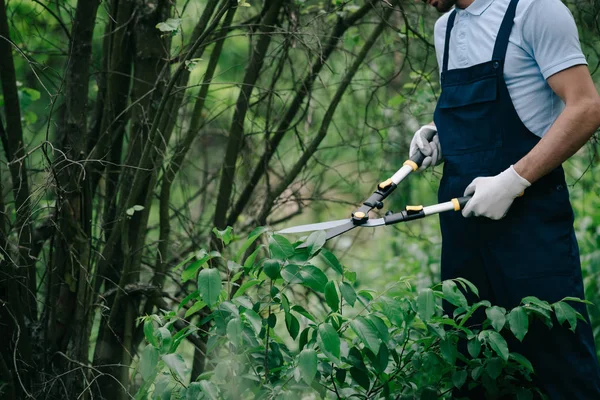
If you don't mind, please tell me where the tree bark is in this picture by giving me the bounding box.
[0,0,36,322]
[212,0,284,232]
[45,0,101,397]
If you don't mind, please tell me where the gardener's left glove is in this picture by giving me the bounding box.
[462,165,531,220]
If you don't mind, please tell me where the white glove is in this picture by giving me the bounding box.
[462,165,531,220]
[409,125,443,171]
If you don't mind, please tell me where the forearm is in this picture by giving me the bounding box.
[514,99,600,183]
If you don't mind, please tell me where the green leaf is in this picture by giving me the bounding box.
[156,18,182,32]
[155,327,172,353]
[486,331,509,361]
[227,318,243,347]
[299,327,311,350]
[243,246,263,270]
[442,280,468,308]
[144,320,157,347]
[152,375,172,400]
[184,301,206,318]
[376,343,389,373]
[139,345,159,381]
[427,322,446,340]
[285,312,300,340]
[267,313,276,328]
[452,370,467,388]
[467,338,481,358]
[485,357,503,379]
[320,249,343,275]
[199,380,220,400]
[340,282,357,306]
[388,94,405,107]
[243,309,262,334]
[516,388,534,400]
[559,296,593,305]
[212,226,234,245]
[318,323,341,363]
[22,87,41,102]
[233,279,261,298]
[454,278,479,297]
[162,353,188,379]
[263,259,281,279]
[522,296,552,311]
[24,111,37,124]
[269,235,295,260]
[169,326,196,353]
[298,349,318,385]
[325,281,339,312]
[421,387,438,400]
[173,252,197,271]
[344,270,357,283]
[336,368,346,384]
[281,264,303,284]
[377,297,404,326]
[185,383,202,400]
[367,315,389,343]
[298,265,328,292]
[472,365,483,380]
[305,230,326,256]
[235,226,268,263]
[553,301,578,332]
[351,317,381,353]
[198,268,222,308]
[509,352,534,374]
[485,306,506,332]
[178,291,199,310]
[350,367,370,390]
[182,251,220,282]
[507,306,528,342]
[417,288,436,322]
[440,339,456,365]
[126,205,145,216]
[291,305,316,323]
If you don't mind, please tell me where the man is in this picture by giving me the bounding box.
[409,0,600,397]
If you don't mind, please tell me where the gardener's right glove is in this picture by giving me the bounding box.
[409,124,443,171]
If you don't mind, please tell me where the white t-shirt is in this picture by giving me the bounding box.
[434,0,588,137]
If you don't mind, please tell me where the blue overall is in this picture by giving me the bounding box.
[433,0,600,398]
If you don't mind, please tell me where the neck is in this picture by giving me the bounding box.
[456,0,475,8]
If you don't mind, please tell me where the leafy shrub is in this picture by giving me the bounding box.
[134,228,586,399]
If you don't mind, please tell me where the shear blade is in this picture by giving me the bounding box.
[295,218,385,248]
[277,218,351,234]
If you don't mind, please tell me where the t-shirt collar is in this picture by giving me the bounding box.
[457,0,495,16]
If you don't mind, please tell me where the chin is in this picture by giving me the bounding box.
[436,0,456,12]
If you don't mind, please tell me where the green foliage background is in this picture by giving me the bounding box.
[0,0,599,398]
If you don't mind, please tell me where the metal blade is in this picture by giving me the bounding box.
[292,218,386,249]
[296,221,356,248]
[277,218,350,234]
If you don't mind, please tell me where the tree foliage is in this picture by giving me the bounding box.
[135,228,584,399]
[0,0,597,398]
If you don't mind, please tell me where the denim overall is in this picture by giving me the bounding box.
[433,0,600,397]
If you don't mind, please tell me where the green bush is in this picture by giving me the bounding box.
[134,228,586,399]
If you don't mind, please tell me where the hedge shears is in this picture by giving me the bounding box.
[278,150,471,247]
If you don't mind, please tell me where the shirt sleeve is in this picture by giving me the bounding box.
[520,0,587,79]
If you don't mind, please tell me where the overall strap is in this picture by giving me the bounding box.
[491,0,520,61]
[442,10,457,73]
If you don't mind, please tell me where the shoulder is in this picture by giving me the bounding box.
[434,12,452,39]
[434,11,452,52]
[515,0,576,25]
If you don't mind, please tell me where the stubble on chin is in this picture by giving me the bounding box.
[436,0,457,12]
